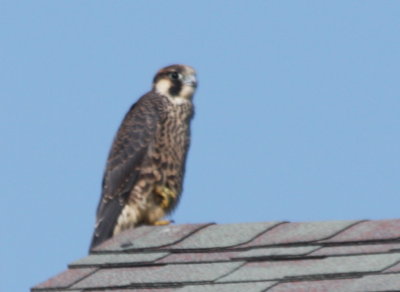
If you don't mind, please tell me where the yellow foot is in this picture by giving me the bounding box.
[153,220,172,226]
[154,185,177,209]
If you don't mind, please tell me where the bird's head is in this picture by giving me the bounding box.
[153,64,197,101]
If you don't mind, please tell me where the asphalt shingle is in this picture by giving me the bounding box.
[233,246,319,259]
[34,290,82,292]
[69,252,168,268]
[157,251,239,264]
[267,278,356,292]
[172,222,281,249]
[322,219,400,243]
[72,262,243,289]
[33,268,95,290]
[32,219,400,292]
[217,253,400,282]
[90,289,175,292]
[311,242,400,257]
[240,220,360,247]
[175,282,275,292]
[95,224,209,252]
[383,261,400,273]
[93,225,156,251]
[89,288,176,292]
[127,223,212,250]
[157,246,319,265]
[342,273,400,292]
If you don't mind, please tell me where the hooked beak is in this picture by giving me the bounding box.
[183,75,197,88]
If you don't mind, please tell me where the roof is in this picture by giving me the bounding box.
[32,219,400,292]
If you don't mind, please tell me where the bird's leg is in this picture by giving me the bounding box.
[154,185,177,209]
[151,185,176,226]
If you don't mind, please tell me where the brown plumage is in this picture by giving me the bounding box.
[90,65,197,249]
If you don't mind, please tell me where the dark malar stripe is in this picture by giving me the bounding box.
[169,79,182,96]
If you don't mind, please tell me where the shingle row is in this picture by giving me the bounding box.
[32,219,400,292]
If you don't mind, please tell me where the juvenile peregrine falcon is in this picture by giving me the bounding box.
[90,65,197,249]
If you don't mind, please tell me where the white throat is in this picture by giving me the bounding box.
[169,96,188,105]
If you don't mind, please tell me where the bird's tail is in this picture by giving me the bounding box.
[89,200,140,251]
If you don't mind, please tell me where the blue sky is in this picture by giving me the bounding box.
[2,1,400,291]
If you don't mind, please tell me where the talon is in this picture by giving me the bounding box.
[154,185,176,209]
[153,220,172,226]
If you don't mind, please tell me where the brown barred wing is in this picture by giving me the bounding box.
[90,93,165,250]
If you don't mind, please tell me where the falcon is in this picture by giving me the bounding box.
[90,64,197,249]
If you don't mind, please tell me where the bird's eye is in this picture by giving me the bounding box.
[169,72,179,80]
